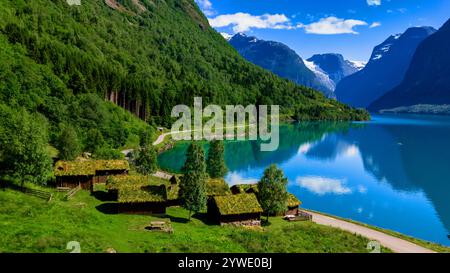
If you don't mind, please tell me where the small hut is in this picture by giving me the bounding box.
[118,185,167,215]
[286,193,302,216]
[54,161,96,190]
[93,160,129,184]
[229,183,302,216]
[208,193,263,226]
[54,160,129,190]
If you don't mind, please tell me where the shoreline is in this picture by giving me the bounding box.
[303,208,449,253]
[153,128,449,253]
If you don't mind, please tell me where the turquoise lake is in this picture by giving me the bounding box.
[158,114,450,246]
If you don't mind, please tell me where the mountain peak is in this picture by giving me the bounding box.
[307,53,361,85]
[336,24,436,108]
[401,26,437,38]
[228,33,340,97]
[369,20,450,111]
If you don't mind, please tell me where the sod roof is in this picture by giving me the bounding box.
[54,161,96,176]
[54,160,129,176]
[230,183,258,194]
[118,185,167,203]
[106,175,150,191]
[287,193,301,208]
[230,184,300,208]
[207,178,231,196]
[108,175,180,202]
[213,193,263,216]
[94,160,129,171]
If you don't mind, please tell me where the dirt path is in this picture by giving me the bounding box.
[152,124,256,146]
[308,211,435,253]
[153,132,170,146]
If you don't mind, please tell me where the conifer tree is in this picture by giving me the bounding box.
[206,140,228,178]
[179,143,208,220]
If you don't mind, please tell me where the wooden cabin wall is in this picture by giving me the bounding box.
[56,176,93,190]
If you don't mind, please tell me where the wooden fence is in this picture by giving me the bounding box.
[64,185,81,201]
[8,184,53,202]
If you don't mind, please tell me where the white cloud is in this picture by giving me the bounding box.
[208,12,292,33]
[195,0,215,16]
[299,17,368,35]
[226,172,259,186]
[370,22,382,28]
[367,0,381,6]
[295,176,352,195]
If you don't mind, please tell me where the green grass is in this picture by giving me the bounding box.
[0,185,389,253]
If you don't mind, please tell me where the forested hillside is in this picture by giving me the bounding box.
[0,0,367,184]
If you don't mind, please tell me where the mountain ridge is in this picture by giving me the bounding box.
[307,53,364,88]
[228,33,362,98]
[369,20,450,111]
[335,26,436,109]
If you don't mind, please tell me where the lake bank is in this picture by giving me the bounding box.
[158,115,450,247]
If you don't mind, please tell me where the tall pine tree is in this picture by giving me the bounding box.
[206,140,228,178]
[179,143,208,220]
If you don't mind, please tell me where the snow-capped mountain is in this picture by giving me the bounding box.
[347,60,367,71]
[370,19,450,111]
[303,60,336,96]
[307,53,365,87]
[228,33,360,98]
[335,26,436,108]
[228,33,334,97]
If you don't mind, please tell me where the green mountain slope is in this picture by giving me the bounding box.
[0,0,367,127]
[0,0,369,184]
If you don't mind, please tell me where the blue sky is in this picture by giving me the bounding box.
[195,0,450,61]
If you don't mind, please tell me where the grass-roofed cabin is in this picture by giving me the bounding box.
[230,184,302,216]
[54,160,129,190]
[286,193,302,216]
[106,175,149,200]
[106,175,177,200]
[118,185,167,215]
[54,161,95,190]
[208,193,263,226]
[92,160,129,184]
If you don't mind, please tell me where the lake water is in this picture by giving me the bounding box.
[158,114,450,246]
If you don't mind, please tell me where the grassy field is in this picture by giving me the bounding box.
[0,185,389,253]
